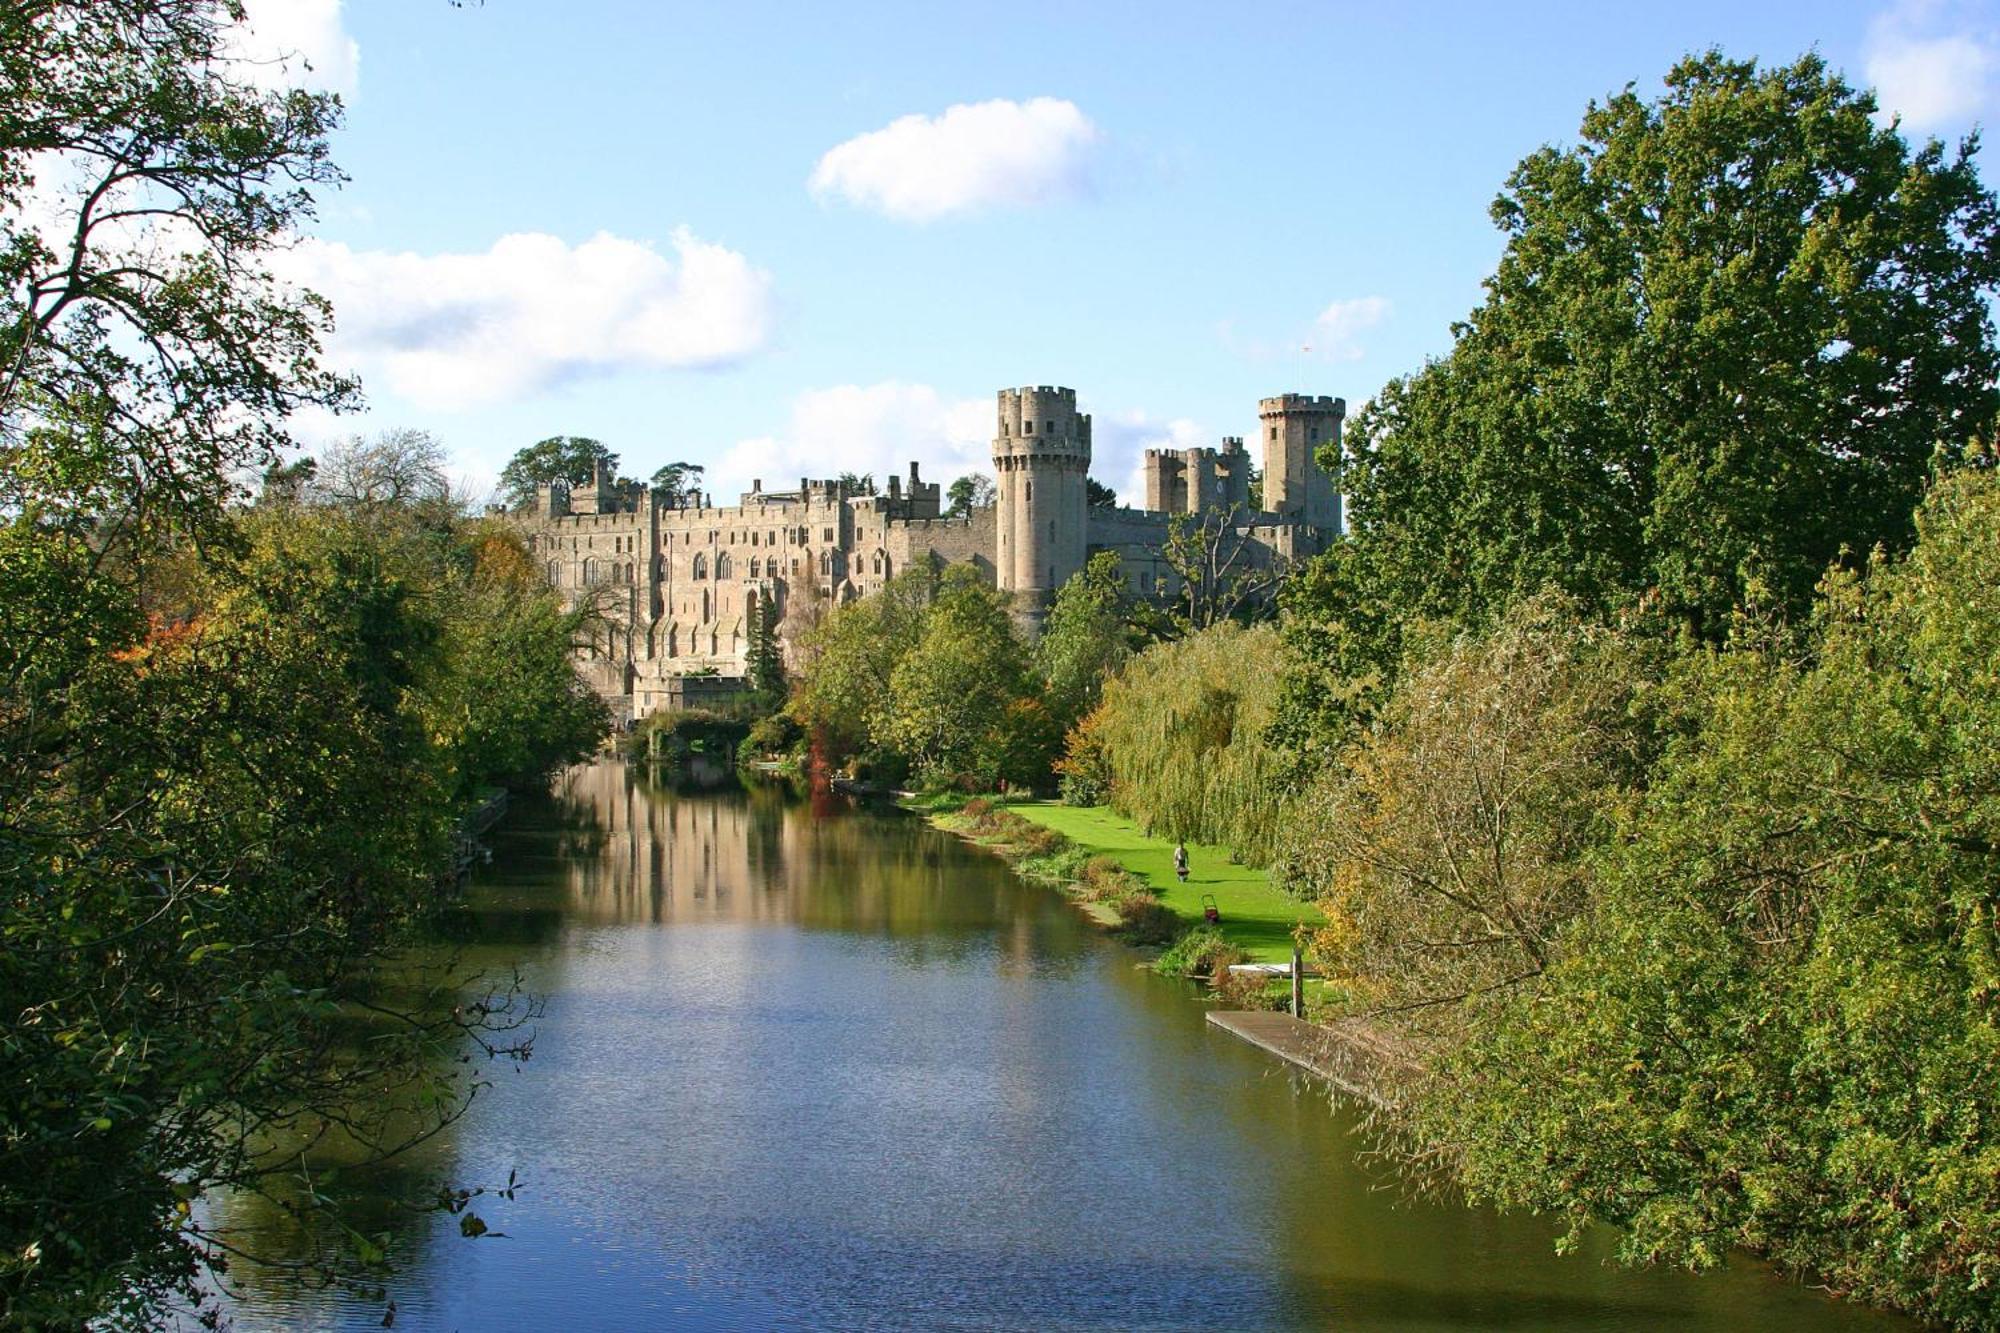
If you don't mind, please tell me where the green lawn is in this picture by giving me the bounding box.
[1007,803,1320,963]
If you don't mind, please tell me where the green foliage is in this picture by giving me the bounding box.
[1085,478,1119,509]
[744,591,787,717]
[1154,926,1245,979]
[1280,50,2000,757]
[1036,551,1138,738]
[1282,596,1655,1048]
[649,460,705,505]
[1077,622,1291,864]
[1393,473,2000,1330]
[497,436,618,509]
[794,564,1058,789]
[944,472,995,519]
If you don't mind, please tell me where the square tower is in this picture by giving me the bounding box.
[1257,393,1345,531]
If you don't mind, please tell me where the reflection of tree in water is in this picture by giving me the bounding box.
[203,955,538,1320]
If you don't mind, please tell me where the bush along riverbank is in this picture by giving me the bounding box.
[915,795,1325,1012]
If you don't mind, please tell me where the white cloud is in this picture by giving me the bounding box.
[278,229,776,410]
[1866,1,1997,129]
[227,0,360,98]
[706,382,992,502]
[1311,296,1391,362]
[809,98,1102,222]
[1093,411,1210,509]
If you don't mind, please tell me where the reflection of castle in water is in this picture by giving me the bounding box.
[551,762,1036,945]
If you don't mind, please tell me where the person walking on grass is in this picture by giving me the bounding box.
[1174,840,1189,884]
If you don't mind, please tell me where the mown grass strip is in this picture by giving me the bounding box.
[1004,803,1320,963]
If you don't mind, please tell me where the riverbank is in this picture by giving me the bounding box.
[913,795,1321,966]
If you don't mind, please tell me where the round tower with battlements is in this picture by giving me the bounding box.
[1257,393,1345,533]
[992,385,1091,623]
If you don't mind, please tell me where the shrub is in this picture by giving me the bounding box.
[1113,891,1181,946]
[961,796,993,818]
[1209,965,1291,1012]
[1019,824,1067,857]
[1154,926,1246,979]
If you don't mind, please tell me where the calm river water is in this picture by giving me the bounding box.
[213,760,1905,1332]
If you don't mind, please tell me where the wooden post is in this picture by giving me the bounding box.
[1291,944,1304,1018]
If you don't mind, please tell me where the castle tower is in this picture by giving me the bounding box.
[992,385,1091,622]
[1257,393,1345,531]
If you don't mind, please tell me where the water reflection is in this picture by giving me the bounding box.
[211,761,1907,1332]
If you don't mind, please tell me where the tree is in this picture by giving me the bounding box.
[881,567,1036,782]
[0,6,598,1323]
[945,472,995,518]
[497,436,618,508]
[311,428,451,511]
[1288,51,2000,674]
[744,588,786,716]
[649,460,704,506]
[0,0,356,550]
[1433,471,2000,1329]
[1282,597,1651,1051]
[1086,478,1118,509]
[1150,504,1291,635]
[835,470,877,495]
[1037,551,1136,735]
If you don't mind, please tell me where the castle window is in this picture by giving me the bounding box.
[716,553,732,579]
[1045,420,1054,434]
[822,527,833,542]
[1023,421,1033,435]
[692,553,708,579]
[1026,481,1033,501]
[1049,520,1055,541]
[1270,427,1278,440]
[750,557,761,578]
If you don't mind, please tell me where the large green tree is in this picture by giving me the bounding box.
[0,5,601,1324]
[1433,470,2000,1329]
[497,436,618,508]
[1286,51,2000,732]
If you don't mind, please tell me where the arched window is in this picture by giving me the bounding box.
[716,552,732,580]
[692,553,707,579]
[546,561,560,587]
[749,557,761,579]
[819,550,831,576]
[582,557,597,585]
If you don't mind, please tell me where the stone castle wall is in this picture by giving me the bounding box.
[518,385,1342,722]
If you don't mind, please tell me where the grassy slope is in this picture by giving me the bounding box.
[1007,803,1320,963]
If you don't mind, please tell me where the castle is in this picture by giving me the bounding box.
[518,385,1344,722]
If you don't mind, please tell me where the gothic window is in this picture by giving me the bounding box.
[749,557,761,579]
[692,553,707,579]
[819,551,830,576]
[582,558,597,585]
[715,552,732,580]
[546,561,560,587]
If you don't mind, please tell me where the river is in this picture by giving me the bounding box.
[211,759,1905,1332]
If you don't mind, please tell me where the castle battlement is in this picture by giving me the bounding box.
[520,381,1340,721]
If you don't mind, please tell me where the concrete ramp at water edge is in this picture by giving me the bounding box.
[1206,1011,1416,1109]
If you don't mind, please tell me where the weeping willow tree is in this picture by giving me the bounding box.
[1078,622,1292,865]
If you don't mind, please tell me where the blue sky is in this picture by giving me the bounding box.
[253,0,2000,504]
